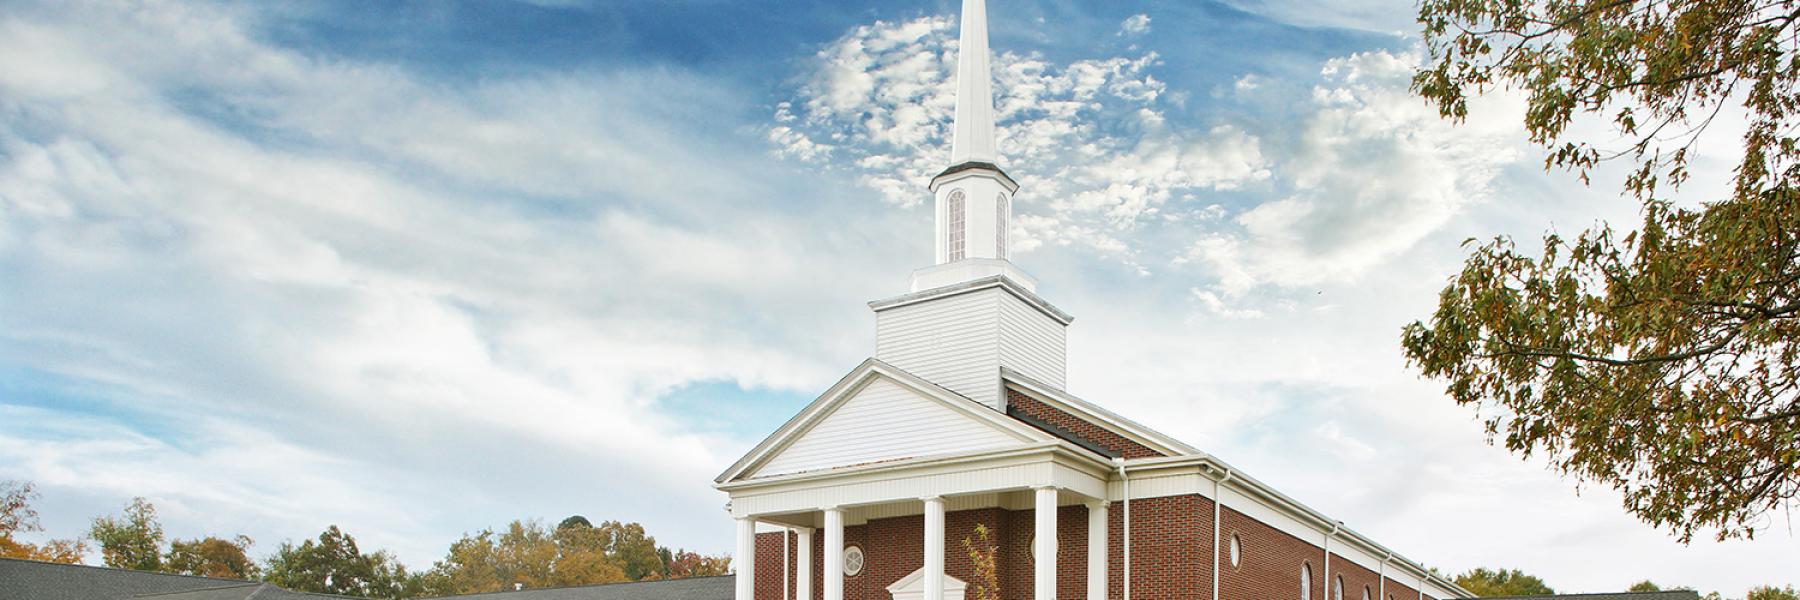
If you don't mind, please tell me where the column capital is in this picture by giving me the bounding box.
[1085,500,1109,510]
[920,495,945,503]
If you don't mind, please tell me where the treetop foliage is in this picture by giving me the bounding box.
[1406,0,1800,542]
[1455,567,1556,597]
[12,488,728,599]
[0,481,87,564]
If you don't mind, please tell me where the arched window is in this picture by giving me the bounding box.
[1301,564,1313,600]
[1334,577,1345,600]
[948,190,966,261]
[1363,586,1373,600]
[996,193,1009,259]
[1228,534,1241,567]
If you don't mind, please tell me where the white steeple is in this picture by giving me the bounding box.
[871,0,1072,412]
[912,0,1030,294]
[950,0,997,165]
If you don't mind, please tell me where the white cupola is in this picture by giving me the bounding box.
[871,0,1071,412]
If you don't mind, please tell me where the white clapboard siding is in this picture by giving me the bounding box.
[753,377,1023,478]
[997,291,1066,389]
[876,288,1003,408]
[876,286,1068,410]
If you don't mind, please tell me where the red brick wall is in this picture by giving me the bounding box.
[1006,389,1164,459]
[1383,576,1423,600]
[1328,551,1380,600]
[1106,494,1213,600]
[1219,504,1323,600]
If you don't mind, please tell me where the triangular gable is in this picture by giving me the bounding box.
[716,358,1052,483]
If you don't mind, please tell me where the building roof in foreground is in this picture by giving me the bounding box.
[422,576,732,600]
[1486,592,1702,600]
[0,557,354,600]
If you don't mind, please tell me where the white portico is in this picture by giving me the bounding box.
[715,359,1113,600]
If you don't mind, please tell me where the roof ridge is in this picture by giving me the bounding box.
[131,582,264,598]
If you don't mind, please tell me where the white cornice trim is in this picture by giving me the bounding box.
[1001,368,1201,457]
[869,275,1073,325]
[713,358,1057,484]
[718,441,1114,493]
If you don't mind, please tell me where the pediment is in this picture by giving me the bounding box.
[716,359,1051,483]
[887,568,968,600]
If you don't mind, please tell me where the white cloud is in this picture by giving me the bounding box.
[1186,50,1526,300]
[772,17,1271,263]
[1119,14,1152,36]
[0,0,890,564]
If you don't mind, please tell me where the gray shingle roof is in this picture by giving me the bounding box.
[425,575,733,600]
[1486,592,1703,600]
[0,557,253,600]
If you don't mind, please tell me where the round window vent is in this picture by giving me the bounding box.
[843,545,865,577]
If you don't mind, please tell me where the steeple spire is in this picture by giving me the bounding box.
[915,0,1027,293]
[950,0,997,165]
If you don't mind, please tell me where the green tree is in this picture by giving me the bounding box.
[1404,0,1800,543]
[89,497,164,571]
[1749,586,1800,600]
[595,521,663,581]
[1454,568,1555,597]
[166,535,258,579]
[263,525,421,599]
[0,480,87,564]
[1630,582,1663,593]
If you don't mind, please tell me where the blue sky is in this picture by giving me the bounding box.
[0,0,1792,594]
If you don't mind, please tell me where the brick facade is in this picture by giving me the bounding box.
[1005,389,1164,459]
[752,496,1432,600]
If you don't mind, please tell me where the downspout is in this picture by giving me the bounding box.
[783,527,791,600]
[1323,523,1340,600]
[1115,458,1131,600]
[1212,468,1233,600]
[1379,553,1390,600]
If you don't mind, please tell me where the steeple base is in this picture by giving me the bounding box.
[909,259,1037,293]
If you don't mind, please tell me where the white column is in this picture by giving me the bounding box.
[1035,487,1058,600]
[736,518,757,600]
[924,497,946,600]
[797,528,814,600]
[824,508,845,600]
[1086,501,1107,600]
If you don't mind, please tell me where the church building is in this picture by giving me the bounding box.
[713,2,1474,600]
